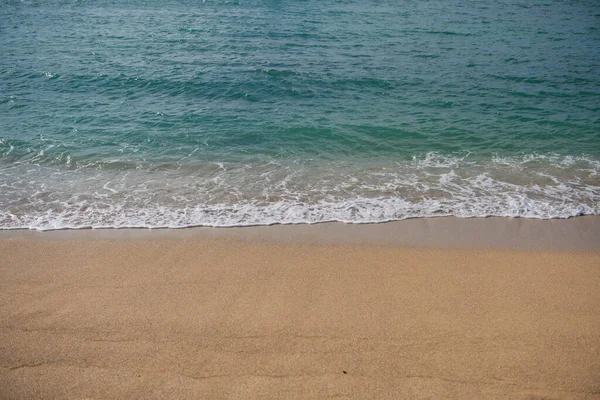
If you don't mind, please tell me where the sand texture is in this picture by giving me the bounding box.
[1,227,599,399]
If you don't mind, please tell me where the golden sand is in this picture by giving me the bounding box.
[1,222,599,398]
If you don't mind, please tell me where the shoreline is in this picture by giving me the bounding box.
[1,215,598,251]
[1,216,599,398]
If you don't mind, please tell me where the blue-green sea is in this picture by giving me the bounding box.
[1,0,599,229]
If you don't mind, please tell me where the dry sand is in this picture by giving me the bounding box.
[1,218,599,399]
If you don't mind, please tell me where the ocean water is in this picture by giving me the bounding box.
[1,0,599,230]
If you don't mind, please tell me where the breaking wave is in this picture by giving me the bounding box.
[1,152,597,230]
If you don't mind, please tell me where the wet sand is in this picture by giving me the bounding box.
[1,218,599,399]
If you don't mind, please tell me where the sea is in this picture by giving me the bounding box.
[1,0,599,230]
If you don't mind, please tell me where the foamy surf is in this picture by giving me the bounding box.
[0,153,597,230]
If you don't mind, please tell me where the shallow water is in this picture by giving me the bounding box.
[1,0,599,229]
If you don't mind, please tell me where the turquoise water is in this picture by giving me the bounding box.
[1,0,599,229]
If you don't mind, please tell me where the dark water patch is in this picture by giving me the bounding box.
[421,30,475,37]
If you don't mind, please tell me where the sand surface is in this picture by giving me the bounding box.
[1,220,599,399]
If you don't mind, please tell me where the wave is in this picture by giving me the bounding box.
[0,152,598,230]
[1,195,597,231]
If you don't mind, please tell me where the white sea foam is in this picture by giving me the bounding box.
[0,153,598,230]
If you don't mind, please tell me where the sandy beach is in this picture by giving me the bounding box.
[1,218,599,399]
